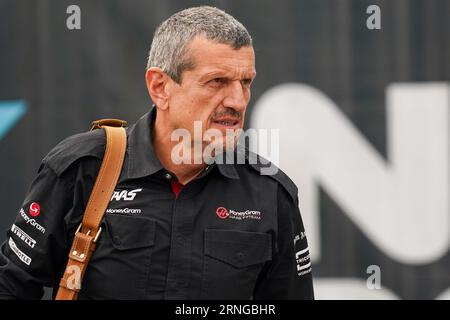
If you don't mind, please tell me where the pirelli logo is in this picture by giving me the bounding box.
[11,224,36,248]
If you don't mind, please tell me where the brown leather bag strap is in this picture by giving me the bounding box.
[55,124,127,300]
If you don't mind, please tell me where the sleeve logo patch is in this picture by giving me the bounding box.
[295,247,312,276]
[11,224,36,248]
[28,202,41,217]
[8,237,32,266]
[294,233,312,277]
[20,208,46,234]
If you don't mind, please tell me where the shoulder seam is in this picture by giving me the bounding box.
[241,147,299,201]
[42,129,106,177]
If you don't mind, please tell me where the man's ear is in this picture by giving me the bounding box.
[145,67,172,110]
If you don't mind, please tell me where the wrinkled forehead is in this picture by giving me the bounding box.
[185,36,256,78]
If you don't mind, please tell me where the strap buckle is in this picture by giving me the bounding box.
[76,223,102,243]
[90,119,128,131]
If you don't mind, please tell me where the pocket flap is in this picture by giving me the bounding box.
[105,214,155,250]
[204,229,272,268]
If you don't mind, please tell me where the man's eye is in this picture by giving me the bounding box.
[241,79,253,87]
[208,78,227,87]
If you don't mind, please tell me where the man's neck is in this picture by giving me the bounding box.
[152,115,207,185]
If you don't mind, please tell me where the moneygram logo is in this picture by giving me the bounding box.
[215,207,262,221]
[20,209,46,234]
[28,202,40,217]
[106,208,142,215]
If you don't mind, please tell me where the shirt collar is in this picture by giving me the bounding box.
[126,106,239,180]
[126,107,163,179]
[214,148,240,180]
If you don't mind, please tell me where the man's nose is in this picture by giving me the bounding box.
[223,80,248,111]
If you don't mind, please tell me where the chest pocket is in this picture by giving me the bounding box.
[201,229,272,299]
[81,214,155,299]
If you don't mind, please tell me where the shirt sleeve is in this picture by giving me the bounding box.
[0,162,74,299]
[253,185,314,300]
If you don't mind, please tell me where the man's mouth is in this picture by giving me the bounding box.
[212,117,240,128]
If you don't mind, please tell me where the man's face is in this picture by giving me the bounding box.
[165,36,256,153]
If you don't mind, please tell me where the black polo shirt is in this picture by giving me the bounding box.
[0,107,314,300]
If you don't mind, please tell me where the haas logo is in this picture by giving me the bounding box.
[111,189,142,201]
[216,207,229,219]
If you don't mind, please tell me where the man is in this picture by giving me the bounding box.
[0,6,314,299]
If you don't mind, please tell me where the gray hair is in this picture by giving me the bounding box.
[147,6,252,83]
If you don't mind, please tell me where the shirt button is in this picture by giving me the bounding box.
[165,173,172,180]
[237,252,245,262]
